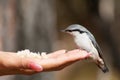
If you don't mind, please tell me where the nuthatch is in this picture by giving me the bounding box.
[62,24,109,73]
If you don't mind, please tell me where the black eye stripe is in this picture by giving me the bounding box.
[72,29,84,33]
[65,29,85,33]
[65,30,72,32]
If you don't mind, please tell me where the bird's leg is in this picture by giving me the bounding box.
[83,51,93,61]
[82,51,91,60]
[88,52,93,58]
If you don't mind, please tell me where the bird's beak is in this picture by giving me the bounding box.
[61,29,66,32]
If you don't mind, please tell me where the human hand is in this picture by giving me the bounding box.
[0,49,89,75]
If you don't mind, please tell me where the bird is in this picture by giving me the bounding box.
[62,24,109,73]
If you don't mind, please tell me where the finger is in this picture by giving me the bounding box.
[66,49,81,54]
[13,58,44,74]
[28,62,43,72]
[57,50,90,65]
[47,49,67,58]
[65,50,89,60]
[10,56,43,73]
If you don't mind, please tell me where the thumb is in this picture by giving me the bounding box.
[18,58,43,72]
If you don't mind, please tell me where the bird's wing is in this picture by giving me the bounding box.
[86,32,103,58]
[87,32,109,72]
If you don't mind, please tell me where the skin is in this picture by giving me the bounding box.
[0,49,89,76]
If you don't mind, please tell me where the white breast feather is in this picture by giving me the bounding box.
[74,33,99,60]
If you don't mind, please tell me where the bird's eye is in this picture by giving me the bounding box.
[71,29,85,34]
[79,31,84,33]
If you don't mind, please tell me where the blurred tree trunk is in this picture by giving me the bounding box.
[0,0,57,80]
[15,0,57,80]
[0,0,17,51]
[0,0,17,80]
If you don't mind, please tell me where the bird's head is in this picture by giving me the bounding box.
[62,24,88,37]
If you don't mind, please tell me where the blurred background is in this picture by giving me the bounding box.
[0,0,120,80]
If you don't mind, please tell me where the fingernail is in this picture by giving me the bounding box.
[29,62,43,72]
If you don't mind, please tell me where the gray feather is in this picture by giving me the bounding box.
[79,25,109,73]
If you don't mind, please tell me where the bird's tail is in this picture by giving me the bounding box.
[96,60,109,73]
